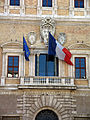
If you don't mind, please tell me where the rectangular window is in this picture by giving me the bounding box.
[35,54,58,76]
[7,56,19,77]
[74,0,84,8]
[42,0,52,7]
[10,0,20,6]
[2,116,20,120]
[75,57,86,79]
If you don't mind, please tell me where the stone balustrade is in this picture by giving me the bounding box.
[20,76,75,86]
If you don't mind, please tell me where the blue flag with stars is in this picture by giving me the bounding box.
[23,36,30,61]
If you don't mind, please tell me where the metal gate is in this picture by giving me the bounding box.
[35,109,59,120]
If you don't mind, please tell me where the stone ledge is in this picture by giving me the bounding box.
[74,114,90,118]
[18,85,76,90]
[0,84,76,90]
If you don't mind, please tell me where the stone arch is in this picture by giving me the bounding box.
[23,94,72,120]
[35,109,59,120]
[33,107,61,120]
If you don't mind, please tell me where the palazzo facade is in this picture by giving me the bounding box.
[0,0,90,120]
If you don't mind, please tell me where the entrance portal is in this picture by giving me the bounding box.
[35,109,59,120]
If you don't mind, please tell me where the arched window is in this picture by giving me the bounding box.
[35,109,59,120]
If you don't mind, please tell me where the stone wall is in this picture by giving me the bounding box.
[0,89,76,120]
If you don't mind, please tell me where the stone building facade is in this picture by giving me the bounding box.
[0,0,90,120]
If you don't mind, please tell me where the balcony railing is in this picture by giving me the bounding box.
[20,76,75,86]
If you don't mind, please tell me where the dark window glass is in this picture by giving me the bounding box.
[10,0,20,6]
[47,55,55,76]
[2,116,20,120]
[35,55,37,76]
[48,0,52,7]
[39,55,46,76]
[74,0,84,8]
[42,0,52,7]
[8,56,19,77]
[75,57,86,79]
[35,54,58,76]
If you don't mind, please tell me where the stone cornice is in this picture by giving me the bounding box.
[1,15,90,23]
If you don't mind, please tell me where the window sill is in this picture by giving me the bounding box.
[74,8,85,11]
[6,77,20,80]
[42,7,53,10]
[75,79,87,80]
[9,6,20,9]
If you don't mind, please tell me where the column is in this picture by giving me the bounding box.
[20,0,25,15]
[37,0,41,15]
[86,0,90,16]
[37,54,40,76]
[84,0,87,17]
[4,0,9,14]
[20,54,24,77]
[88,55,90,87]
[29,54,33,76]
[53,0,57,16]
[1,52,6,85]
[69,0,74,17]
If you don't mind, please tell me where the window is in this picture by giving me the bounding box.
[75,57,86,79]
[10,0,20,6]
[2,116,20,120]
[35,54,58,76]
[74,0,84,8]
[42,0,52,7]
[7,56,19,77]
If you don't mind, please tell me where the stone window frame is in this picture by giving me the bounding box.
[69,0,89,17]
[1,49,24,84]
[37,0,57,16]
[6,53,21,78]
[75,57,86,79]
[4,0,25,15]
[7,56,19,78]
[72,54,88,80]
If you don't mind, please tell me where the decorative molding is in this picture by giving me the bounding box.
[17,92,76,120]
[68,43,90,49]
[40,17,55,46]
[58,33,66,45]
[1,40,23,48]
[27,32,36,45]
[37,0,57,16]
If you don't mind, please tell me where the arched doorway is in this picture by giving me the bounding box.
[35,109,59,120]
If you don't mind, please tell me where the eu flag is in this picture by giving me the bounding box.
[23,36,30,61]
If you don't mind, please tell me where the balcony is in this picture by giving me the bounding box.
[0,76,76,89]
[19,76,76,89]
